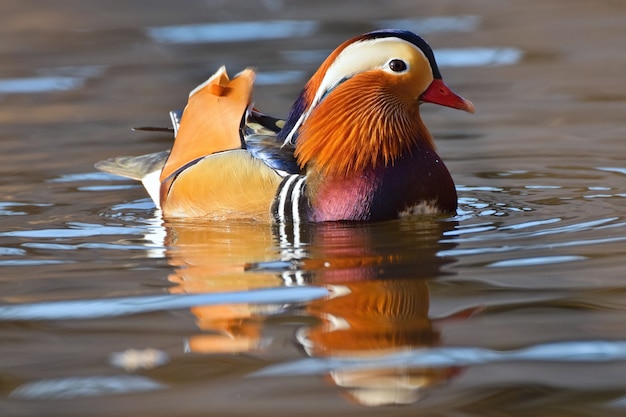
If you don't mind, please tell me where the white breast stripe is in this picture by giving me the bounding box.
[276,175,298,223]
[281,271,306,286]
[290,177,306,245]
[290,176,306,224]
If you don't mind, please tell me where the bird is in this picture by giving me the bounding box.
[96,29,474,223]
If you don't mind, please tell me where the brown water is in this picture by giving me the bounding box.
[2,1,626,416]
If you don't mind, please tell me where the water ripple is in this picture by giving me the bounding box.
[0,66,105,94]
[487,255,587,268]
[0,201,52,216]
[597,167,626,176]
[0,76,82,94]
[438,235,626,258]
[499,218,562,231]
[49,172,127,183]
[255,70,306,86]
[147,20,318,44]
[0,259,70,266]
[0,286,328,321]
[442,217,620,243]
[436,47,523,67]
[253,340,626,377]
[1,222,150,239]
[375,16,481,33]
[11,375,165,399]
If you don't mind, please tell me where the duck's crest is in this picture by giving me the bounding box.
[366,29,442,78]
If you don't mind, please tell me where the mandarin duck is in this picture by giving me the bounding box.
[96,29,474,222]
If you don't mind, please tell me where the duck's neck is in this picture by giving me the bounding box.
[304,144,457,222]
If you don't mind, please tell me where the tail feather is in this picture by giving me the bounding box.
[95,151,170,208]
[95,150,170,181]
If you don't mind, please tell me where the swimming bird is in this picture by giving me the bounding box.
[96,29,474,222]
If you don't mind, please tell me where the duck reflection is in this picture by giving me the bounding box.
[164,220,283,353]
[302,277,467,406]
[280,220,460,406]
[163,217,460,405]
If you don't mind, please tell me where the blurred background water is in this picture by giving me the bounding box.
[1,1,626,416]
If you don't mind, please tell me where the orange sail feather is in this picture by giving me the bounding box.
[160,66,255,182]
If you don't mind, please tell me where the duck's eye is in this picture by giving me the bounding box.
[388,59,407,72]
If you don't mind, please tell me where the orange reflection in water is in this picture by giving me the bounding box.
[301,278,464,406]
[296,221,460,406]
[164,218,463,405]
[165,220,282,353]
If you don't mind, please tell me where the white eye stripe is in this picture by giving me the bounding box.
[313,38,428,104]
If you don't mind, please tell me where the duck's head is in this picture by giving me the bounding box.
[279,29,474,178]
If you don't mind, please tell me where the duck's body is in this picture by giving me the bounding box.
[96,29,474,222]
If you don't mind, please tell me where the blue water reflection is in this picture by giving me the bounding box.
[375,16,481,33]
[254,341,626,376]
[147,16,482,45]
[0,66,105,94]
[146,17,522,69]
[11,375,165,399]
[0,76,82,94]
[0,286,328,320]
[436,47,522,67]
[147,20,318,44]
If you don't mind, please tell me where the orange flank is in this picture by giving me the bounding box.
[161,150,282,220]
